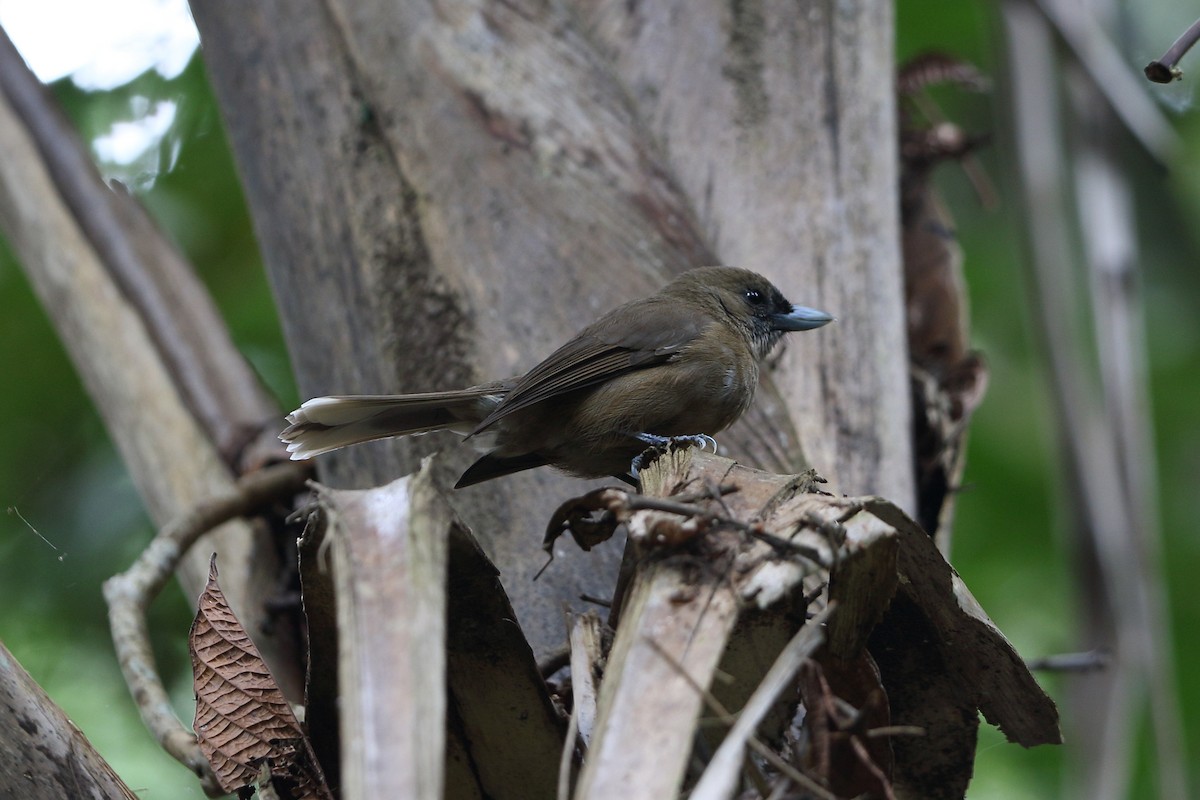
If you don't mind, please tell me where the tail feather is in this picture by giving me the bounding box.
[281,390,502,459]
[454,451,549,488]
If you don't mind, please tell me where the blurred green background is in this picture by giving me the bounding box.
[1,2,1196,797]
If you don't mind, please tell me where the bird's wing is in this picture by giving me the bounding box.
[471,297,710,434]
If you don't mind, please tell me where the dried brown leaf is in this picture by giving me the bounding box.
[543,486,629,553]
[191,555,331,799]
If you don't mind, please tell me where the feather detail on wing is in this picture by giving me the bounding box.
[471,296,711,434]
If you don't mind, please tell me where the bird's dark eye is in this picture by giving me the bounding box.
[744,289,765,305]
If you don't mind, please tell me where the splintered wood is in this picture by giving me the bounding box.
[304,458,565,800]
[567,446,1059,800]
[223,445,1059,800]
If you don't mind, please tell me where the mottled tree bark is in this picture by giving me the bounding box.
[0,642,138,800]
[191,0,907,658]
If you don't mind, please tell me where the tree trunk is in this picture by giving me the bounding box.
[190,0,907,657]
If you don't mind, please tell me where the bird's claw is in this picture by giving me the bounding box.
[659,433,718,453]
[629,433,720,479]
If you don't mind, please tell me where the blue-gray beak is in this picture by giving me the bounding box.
[771,304,835,332]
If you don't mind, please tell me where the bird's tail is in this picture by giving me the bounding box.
[281,388,504,460]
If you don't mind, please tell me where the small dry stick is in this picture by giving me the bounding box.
[1026,649,1110,673]
[649,605,839,800]
[103,461,311,794]
[746,736,833,799]
[579,593,613,608]
[642,639,772,798]
[1145,17,1200,82]
[557,698,581,800]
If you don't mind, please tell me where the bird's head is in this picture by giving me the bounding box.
[668,266,834,359]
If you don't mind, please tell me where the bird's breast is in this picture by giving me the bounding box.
[685,334,759,431]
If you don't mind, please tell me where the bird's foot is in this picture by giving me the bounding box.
[633,432,718,452]
[629,433,720,481]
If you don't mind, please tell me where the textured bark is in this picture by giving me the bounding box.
[0,642,138,800]
[190,0,907,659]
[581,1,911,505]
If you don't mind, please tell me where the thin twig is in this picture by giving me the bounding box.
[1031,0,1179,161]
[806,661,900,800]
[578,593,612,608]
[625,494,717,518]
[557,699,580,800]
[1026,649,1110,673]
[745,737,838,800]
[687,605,835,800]
[627,492,827,565]
[1145,17,1200,82]
[866,725,927,739]
[848,735,898,800]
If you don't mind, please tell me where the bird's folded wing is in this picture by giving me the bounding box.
[471,298,710,434]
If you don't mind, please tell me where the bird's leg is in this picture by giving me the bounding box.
[633,432,718,453]
[628,432,720,482]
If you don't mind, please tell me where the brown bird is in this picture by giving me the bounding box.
[281,266,832,488]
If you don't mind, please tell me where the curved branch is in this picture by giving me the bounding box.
[102,462,311,796]
[0,29,279,466]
